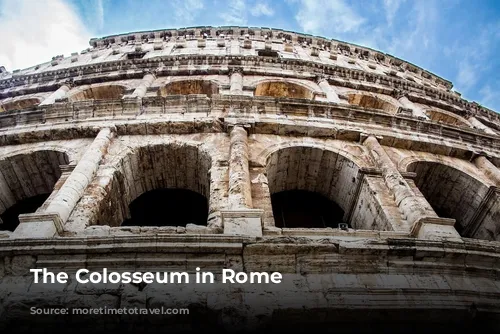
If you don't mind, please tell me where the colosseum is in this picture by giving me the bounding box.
[0,26,500,333]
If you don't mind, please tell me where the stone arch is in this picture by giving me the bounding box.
[94,143,212,228]
[475,116,500,133]
[346,92,399,113]
[0,97,41,112]
[67,84,127,102]
[0,144,80,166]
[265,145,363,228]
[255,140,368,170]
[405,159,498,240]
[398,155,491,186]
[425,109,473,128]
[249,77,321,95]
[254,80,314,99]
[158,79,219,97]
[0,150,69,232]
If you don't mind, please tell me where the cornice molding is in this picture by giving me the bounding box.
[1,54,493,120]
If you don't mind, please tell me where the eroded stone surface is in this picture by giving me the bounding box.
[0,25,499,331]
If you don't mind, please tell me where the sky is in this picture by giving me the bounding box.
[0,0,498,112]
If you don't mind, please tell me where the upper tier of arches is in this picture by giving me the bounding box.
[1,75,495,135]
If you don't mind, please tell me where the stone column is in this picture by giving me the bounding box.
[229,68,243,94]
[39,83,71,106]
[468,116,497,135]
[228,125,252,208]
[317,77,340,103]
[222,124,263,237]
[122,72,155,115]
[473,154,500,186]
[130,72,156,98]
[11,128,115,238]
[397,94,427,119]
[362,134,461,240]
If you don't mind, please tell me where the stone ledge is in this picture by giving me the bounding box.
[11,213,63,239]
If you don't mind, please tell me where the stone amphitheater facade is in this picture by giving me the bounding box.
[0,26,500,332]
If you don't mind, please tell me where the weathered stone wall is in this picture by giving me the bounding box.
[0,26,500,331]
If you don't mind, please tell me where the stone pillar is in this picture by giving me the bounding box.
[397,95,427,119]
[468,116,497,135]
[473,154,500,186]
[130,72,156,98]
[316,77,340,103]
[228,125,252,209]
[222,124,263,237]
[229,68,243,94]
[39,84,71,106]
[11,128,115,238]
[362,134,461,240]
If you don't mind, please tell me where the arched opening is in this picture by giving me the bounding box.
[68,85,126,102]
[347,93,397,113]
[407,161,496,240]
[0,98,41,112]
[271,190,344,228]
[158,80,219,97]
[475,116,500,133]
[425,109,471,128]
[122,189,208,226]
[266,146,361,229]
[0,150,69,232]
[254,81,313,99]
[95,144,212,228]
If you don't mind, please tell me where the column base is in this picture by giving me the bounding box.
[221,209,264,238]
[11,213,63,239]
[410,217,462,241]
[122,96,142,115]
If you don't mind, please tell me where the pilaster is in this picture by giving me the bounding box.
[472,153,500,186]
[316,76,340,103]
[11,128,115,238]
[468,116,497,135]
[229,68,243,94]
[361,133,461,241]
[39,81,72,106]
[224,124,263,237]
[393,90,427,119]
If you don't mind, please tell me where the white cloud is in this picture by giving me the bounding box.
[218,0,247,25]
[456,60,478,89]
[383,0,406,27]
[0,0,91,71]
[479,85,496,108]
[96,0,104,31]
[250,2,274,17]
[172,0,204,25]
[294,0,365,35]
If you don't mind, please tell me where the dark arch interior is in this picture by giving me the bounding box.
[0,193,50,231]
[69,85,126,101]
[408,161,490,237]
[271,190,345,228]
[0,150,68,232]
[159,80,219,97]
[347,94,397,113]
[0,98,41,112]
[254,81,313,99]
[121,188,208,227]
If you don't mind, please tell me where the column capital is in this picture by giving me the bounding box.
[228,67,244,75]
[470,150,491,162]
[359,132,383,144]
[61,78,75,89]
[226,121,254,134]
[142,70,157,78]
[315,74,329,84]
[391,89,409,100]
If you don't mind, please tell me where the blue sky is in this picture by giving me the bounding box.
[0,0,499,112]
